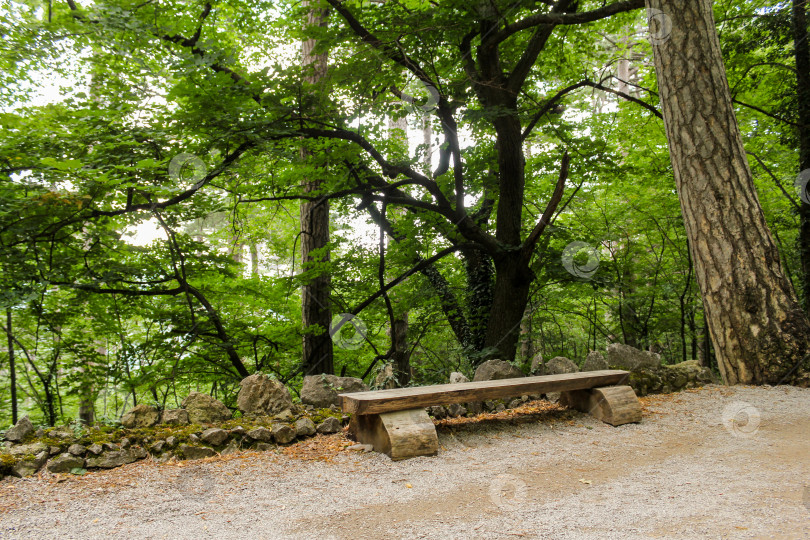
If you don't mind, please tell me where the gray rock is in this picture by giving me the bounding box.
[606,343,661,370]
[8,442,47,457]
[273,409,294,422]
[449,372,469,384]
[229,426,247,438]
[121,404,160,429]
[347,443,374,452]
[508,399,523,409]
[188,433,200,444]
[582,350,609,372]
[316,416,342,434]
[473,359,523,382]
[295,418,316,437]
[221,440,241,456]
[11,451,48,477]
[165,436,178,448]
[200,428,229,446]
[47,428,73,439]
[254,442,274,452]
[86,450,138,469]
[629,360,717,397]
[447,403,467,417]
[247,427,274,442]
[494,403,506,413]
[68,444,86,456]
[149,440,166,453]
[428,405,447,419]
[178,445,217,460]
[130,446,147,459]
[530,353,544,375]
[545,356,580,375]
[237,373,293,417]
[466,401,483,415]
[120,438,131,449]
[5,416,34,442]
[301,375,368,409]
[49,446,61,456]
[160,409,190,426]
[47,453,85,473]
[181,392,232,425]
[87,443,103,456]
[272,424,296,444]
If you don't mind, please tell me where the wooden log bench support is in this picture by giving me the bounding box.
[339,370,641,460]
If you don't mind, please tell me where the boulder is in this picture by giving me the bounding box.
[221,440,241,456]
[447,403,467,417]
[11,451,48,477]
[160,409,190,426]
[201,428,229,446]
[165,436,178,448]
[178,445,217,460]
[301,375,368,409]
[5,416,34,443]
[606,343,661,370]
[87,443,103,455]
[149,440,166,454]
[629,360,717,397]
[272,424,296,444]
[86,449,138,469]
[530,353,544,375]
[8,442,47,457]
[316,416,342,434]
[68,444,86,457]
[473,360,523,382]
[247,427,273,443]
[545,356,579,375]
[236,374,293,417]
[181,392,232,424]
[274,409,295,422]
[582,350,609,372]
[121,404,160,429]
[428,405,447,419]
[47,453,85,473]
[295,418,316,437]
[449,372,469,384]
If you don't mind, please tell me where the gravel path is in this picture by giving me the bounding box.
[0,384,808,539]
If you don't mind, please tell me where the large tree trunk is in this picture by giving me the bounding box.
[300,1,334,375]
[793,0,810,313]
[647,0,810,386]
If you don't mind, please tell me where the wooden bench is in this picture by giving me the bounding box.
[339,370,641,460]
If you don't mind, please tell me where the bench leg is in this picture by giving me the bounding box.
[348,408,438,460]
[560,385,642,426]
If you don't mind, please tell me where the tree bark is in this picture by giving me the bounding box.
[300,0,334,375]
[793,0,810,314]
[647,0,810,385]
[6,307,17,425]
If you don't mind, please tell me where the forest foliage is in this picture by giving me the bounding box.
[0,0,802,427]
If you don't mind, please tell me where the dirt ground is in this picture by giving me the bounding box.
[0,384,808,539]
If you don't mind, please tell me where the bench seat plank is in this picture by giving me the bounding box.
[339,370,629,415]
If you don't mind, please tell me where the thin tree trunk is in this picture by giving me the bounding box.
[6,307,17,425]
[647,0,810,385]
[300,1,334,375]
[250,243,259,276]
[793,0,810,313]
